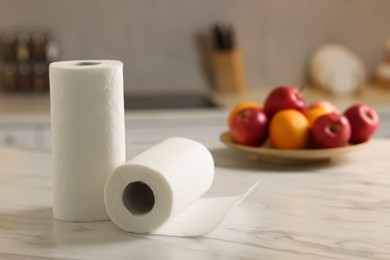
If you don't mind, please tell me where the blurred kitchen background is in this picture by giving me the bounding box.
[1,0,390,94]
[1,0,390,149]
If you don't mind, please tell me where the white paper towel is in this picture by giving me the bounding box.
[104,137,258,236]
[50,60,126,222]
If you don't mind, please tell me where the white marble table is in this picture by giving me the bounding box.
[0,138,389,260]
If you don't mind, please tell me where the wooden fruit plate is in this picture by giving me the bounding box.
[219,132,368,164]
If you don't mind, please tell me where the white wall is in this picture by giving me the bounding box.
[1,0,389,93]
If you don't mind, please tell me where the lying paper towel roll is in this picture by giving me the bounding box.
[50,60,126,222]
[104,137,258,236]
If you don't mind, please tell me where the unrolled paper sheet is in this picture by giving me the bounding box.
[50,60,126,222]
[104,137,258,236]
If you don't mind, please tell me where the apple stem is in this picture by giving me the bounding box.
[299,84,305,92]
[243,109,251,119]
[329,125,340,133]
[365,111,373,120]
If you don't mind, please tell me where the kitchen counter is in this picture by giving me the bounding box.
[2,84,388,147]
[0,87,389,259]
[1,85,390,114]
[0,136,389,259]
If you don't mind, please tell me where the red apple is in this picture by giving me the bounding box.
[344,104,379,143]
[310,113,351,148]
[307,101,340,114]
[230,107,269,146]
[263,86,305,119]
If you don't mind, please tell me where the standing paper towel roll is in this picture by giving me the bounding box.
[50,60,126,222]
[104,137,258,236]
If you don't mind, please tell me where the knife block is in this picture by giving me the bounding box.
[211,48,247,94]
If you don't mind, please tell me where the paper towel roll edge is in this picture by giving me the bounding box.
[105,163,174,233]
[50,60,123,70]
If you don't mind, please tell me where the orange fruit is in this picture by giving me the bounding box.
[228,102,262,127]
[304,107,328,127]
[269,109,309,149]
[308,101,340,114]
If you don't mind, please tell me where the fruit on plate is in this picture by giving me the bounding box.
[230,107,269,146]
[224,84,379,151]
[310,113,351,148]
[304,107,329,127]
[269,109,309,149]
[307,101,340,114]
[305,100,340,127]
[344,104,379,143]
[228,101,262,127]
[263,86,305,119]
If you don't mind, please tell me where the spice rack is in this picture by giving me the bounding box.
[0,31,60,93]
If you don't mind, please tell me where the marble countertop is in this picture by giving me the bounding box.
[0,137,389,259]
[0,87,389,259]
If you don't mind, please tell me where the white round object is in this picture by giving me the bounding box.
[310,44,366,95]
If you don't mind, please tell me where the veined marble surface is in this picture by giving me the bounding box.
[0,139,389,260]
